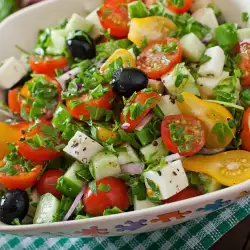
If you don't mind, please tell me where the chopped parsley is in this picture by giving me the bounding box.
[175,74,188,88]
[97,183,111,192]
[103,207,123,216]
[242,12,249,22]
[212,122,235,144]
[89,181,97,195]
[146,179,161,204]
[199,54,211,65]
[153,42,177,54]
[169,0,184,7]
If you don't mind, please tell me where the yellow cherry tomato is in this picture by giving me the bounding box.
[177,92,235,149]
[128,16,177,47]
[182,150,250,186]
[100,49,136,73]
[0,123,22,159]
[96,126,119,143]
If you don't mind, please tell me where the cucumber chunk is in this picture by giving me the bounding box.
[116,144,141,165]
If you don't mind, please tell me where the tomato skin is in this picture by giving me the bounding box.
[8,88,21,113]
[29,56,68,77]
[235,39,250,86]
[161,114,207,156]
[137,38,183,79]
[240,108,250,151]
[120,91,161,132]
[167,0,192,14]
[17,121,62,162]
[66,88,115,120]
[36,169,64,199]
[83,177,129,216]
[163,187,201,204]
[97,0,135,38]
[0,165,42,190]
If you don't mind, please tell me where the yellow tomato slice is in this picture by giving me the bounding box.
[96,126,119,143]
[177,92,235,149]
[128,16,177,47]
[100,49,136,73]
[183,150,250,186]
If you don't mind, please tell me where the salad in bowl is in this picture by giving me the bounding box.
[0,0,250,228]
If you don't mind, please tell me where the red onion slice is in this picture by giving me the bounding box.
[135,112,154,131]
[56,67,80,90]
[199,147,225,155]
[121,163,145,175]
[121,123,130,130]
[63,185,86,221]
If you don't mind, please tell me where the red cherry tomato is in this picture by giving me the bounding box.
[240,107,250,151]
[0,165,42,190]
[97,0,136,38]
[137,38,183,79]
[29,56,68,77]
[163,187,201,204]
[8,88,21,113]
[17,121,62,162]
[66,88,115,120]
[120,91,161,132]
[161,114,207,156]
[37,169,64,199]
[235,39,250,86]
[167,0,192,14]
[83,177,130,216]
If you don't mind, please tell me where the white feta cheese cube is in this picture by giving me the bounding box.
[157,95,181,116]
[63,131,103,164]
[193,8,219,29]
[0,57,27,89]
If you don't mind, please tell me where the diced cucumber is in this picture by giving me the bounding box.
[46,29,66,56]
[65,13,94,34]
[33,193,60,224]
[135,125,155,146]
[63,131,104,164]
[96,39,132,58]
[180,33,206,62]
[28,189,40,217]
[190,0,212,13]
[52,103,72,132]
[155,95,181,116]
[162,63,200,97]
[56,161,86,198]
[134,196,157,210]
[198,46,225,78]
[85,8,102,40]
[128,1,149,19]
[237,28,250,40]
[90,150,121,180]
[198,173,223,193]
[140,138,169,164]
[192,8,218,29]
[116,143,141,165]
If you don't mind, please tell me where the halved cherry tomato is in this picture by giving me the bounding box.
[167,0,192,14]
[120,91,160,132]
[182,150,250,186]
[235,39,250,86]
[66,88,115,120]
[240,107,250,151]
[144,0,157,7]
[161,114,207,156]
[97,0,136,38]
[8,88,21,113]
[29,56,68,77]
[137,38,182,79]
[163,187,201,204]
[17,121,62,162]
[83,177,129,216]
[0,165,42,190]
[37,169,64,199]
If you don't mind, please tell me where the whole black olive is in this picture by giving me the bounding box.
[112,68,148,97]
[66,30,96,60]
[0,189,29,225]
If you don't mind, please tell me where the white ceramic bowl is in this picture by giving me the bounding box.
[0,0,250,238]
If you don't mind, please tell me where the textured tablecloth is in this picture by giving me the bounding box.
[0,195,250,250]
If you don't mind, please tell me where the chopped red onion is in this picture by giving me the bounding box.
[63,185,86,221]
[202,33,213,44]
[121,163,145,175]
[165,153,184,163]
[121,123,130,130]
[135,112,154,131]
[56,67,80,90]
[199,147,225,155]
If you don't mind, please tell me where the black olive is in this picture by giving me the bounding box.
[112,68,148,97]
[66,30,96,60]
[0,189,29,225]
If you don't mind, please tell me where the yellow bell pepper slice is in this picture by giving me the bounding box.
[182,150,250,186]
[96,126,119,143]
[128,16,177,47]
[177,92,235,149]
[100,49,136,73]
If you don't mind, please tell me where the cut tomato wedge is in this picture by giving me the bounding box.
[167,0,192,14]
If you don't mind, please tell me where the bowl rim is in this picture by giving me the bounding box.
[0,0,249,232]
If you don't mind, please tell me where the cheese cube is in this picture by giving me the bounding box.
[85,8,102,40]
[193,8,219,29]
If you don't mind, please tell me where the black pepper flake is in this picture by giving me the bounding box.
[170,181,172,183]
[157,171,162,176]
[21,129,26,135]
[177,169,180,172]
[82,147,86,151]
[153,141,158,147]
[170,95,176,104]
[172,171,177,176]
[71,142,79,148]
[85,137,87,140]
[75,151,80,155]
[20,137,25,142]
